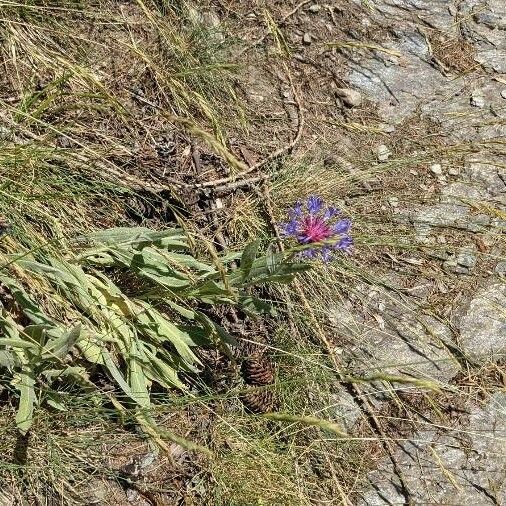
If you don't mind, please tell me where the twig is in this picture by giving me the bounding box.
[195,63,305,189]
[214,174,269,193]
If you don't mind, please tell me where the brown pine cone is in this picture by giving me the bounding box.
[242,356,274,386]
[241,390,276,414]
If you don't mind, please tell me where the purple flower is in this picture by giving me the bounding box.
[278,196,353,262]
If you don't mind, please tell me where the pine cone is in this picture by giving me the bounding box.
[242,356,274,386]
[241,390,276,414]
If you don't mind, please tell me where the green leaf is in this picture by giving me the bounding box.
[81,227,188,250]
[0,275,53,325]
[136,305,201,369]
[77,337,105,364]
[143,348,186,390]
[239,295,277,316]
[128,338,150,408]
[42,324,82,360]
[194,311,238,356]
[266,244,279,275]
[0,350,17,370]
[240,239,261,280]
[166,300,195,320]
[46,392,68,412]
[101,349,145,406]
[13,367,36,434]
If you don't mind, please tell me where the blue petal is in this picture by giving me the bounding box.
[321,247,333,263]
[323,206,340,220]
[290,202,303,217]
[279,219,298,236]
[335,235,353,250]
[300,248,317,259]
[307,196,324,214]
[334,218,351,234]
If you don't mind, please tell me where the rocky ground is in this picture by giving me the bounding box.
[326,1,506,503]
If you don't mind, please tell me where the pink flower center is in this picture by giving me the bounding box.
[301,216,332,242]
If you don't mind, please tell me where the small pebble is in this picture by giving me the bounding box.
[409,169,419,176]
[501,89,506,99]
[376,144,391,162]
[0,126,11,140]
[470,92,485,108]
[380,123,396,133]
[303,33,312,45]
[388,197,399,207]
[495,261,506,274]
[430,163,443,175]
[335,87,362,107]
[448,167,460,176]
[308,4,321,12]
[437,235,447,244]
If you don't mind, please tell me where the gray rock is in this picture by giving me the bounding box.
[340,285,459,384]
[359,393,506,505]
[375,144,391,162]
[495,261,506,274]
[470,91,485,108]
[422,79,506,141]
[443,247,477,274]
[407,202,490,233]
[308,4,321,13]
[501,89,506,99]
[430,163,443,175]
[335,87,362,107]
[303,33,312,45]
[379,123,396,133]
[348,30,446,123]
[457,282,506,361]
[456,248,477,269]
[387,196,399,207]
[328,389,362,431]
[460,0,506,72]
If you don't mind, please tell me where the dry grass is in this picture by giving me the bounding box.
[0,1,504,504]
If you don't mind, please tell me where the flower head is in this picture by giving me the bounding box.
[279,196,353,261]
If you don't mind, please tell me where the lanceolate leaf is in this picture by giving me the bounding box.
[240,239,261,281]
[13,367,36,434]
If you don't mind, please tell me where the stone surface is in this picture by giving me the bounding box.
[329,388,363,431]
[335,87,362,107]
[470,91,485,108]
[460,0,506,73]
[443,246,477,275]
[358,393,506,505]
[348,30,446,123]
[430,163,442,175]
[339,1,506,502]
[335,285,460,385]
[457,282,506,361]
